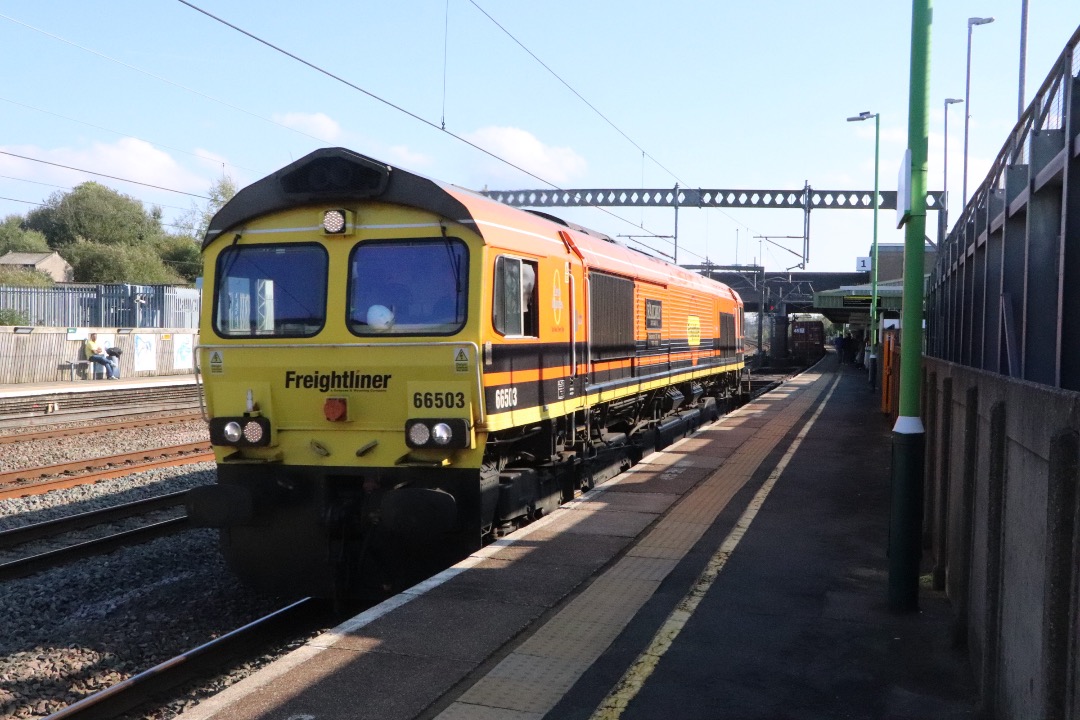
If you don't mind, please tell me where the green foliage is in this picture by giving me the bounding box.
[0,266,54,287]
[156,236,202,282]
[176,175,237,240]
[64,241,184,284]
[0,308,29,326]
[5,175,234,286]
[25,182,165,249]
[0,216,50,255]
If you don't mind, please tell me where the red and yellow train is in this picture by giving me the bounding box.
[188,148,745,597]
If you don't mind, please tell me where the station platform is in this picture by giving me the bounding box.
[179,354,978,720]
[0,374,200,429]
[0,373,196,400]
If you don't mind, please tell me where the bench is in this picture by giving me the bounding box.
[60,359,106,381]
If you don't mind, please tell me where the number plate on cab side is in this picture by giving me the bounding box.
[407,381,472,417]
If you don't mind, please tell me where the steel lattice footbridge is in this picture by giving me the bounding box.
[481,186,943,212]
[481,185,943,268]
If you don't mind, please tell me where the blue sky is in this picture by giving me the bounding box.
[1,1,1077,273]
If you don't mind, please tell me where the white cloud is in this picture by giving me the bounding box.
[272,112,342,141]
[0,138,209,199]
[463,126,587,185]
[384,145,433,170]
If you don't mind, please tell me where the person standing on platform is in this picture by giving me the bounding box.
[84,333,120,379]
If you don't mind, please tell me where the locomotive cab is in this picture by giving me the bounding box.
[191,153,497,596]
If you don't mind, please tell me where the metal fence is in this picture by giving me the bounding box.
[926,24,1080,390]
[0,284,200,329]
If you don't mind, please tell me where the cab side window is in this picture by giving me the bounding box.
[493,256,538,337]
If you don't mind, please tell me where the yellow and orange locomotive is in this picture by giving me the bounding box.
[189,148,744,597]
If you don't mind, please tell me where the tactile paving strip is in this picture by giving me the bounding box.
[435,370,832,718]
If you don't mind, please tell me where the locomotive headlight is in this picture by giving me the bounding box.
[242,420,264,443]
[322,209,352,234]
[405,418,470,449]
[223,421,243,443]
[210,416,272,447]
[431,422,453,445]
[407,422,431,446]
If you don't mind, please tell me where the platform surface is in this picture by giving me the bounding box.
[0,373,196,399]
[178,353,977,720]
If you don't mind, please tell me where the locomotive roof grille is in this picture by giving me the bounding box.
[279,155,389,197]
[202,147,477,249]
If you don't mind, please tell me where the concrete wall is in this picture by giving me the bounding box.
[0,326,198,384]
[925,358,1079,719]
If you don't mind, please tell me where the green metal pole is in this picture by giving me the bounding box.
[890,0,931,613]
[869,113,880,390]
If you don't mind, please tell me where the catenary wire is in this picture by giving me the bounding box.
[2,7,697,261]
[4,8,722,264]
[0,13,333,149]
[0,195,41,206]
[0,174,195,214]
[172,0,690,259]
[464,1,768,252]
[466,0,686,186]
[0,96,262,177]
[0,150,210,199]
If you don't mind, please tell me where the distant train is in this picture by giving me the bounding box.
[790,319,825,364]
[187,148,745,598]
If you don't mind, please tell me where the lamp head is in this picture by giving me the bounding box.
[968,16,994,27]
[945,98,963,105]
[846,111,876,122]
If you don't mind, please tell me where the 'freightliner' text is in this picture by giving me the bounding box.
[284,370,392,392]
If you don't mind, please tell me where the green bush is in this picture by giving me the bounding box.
[0,308,28,326]
[0,266,55,287]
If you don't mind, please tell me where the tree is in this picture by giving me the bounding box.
[176,175,238,240]
[25,182,165,248]
[64,241,184,284]
[0,216,50,255]
[156,236,202,282]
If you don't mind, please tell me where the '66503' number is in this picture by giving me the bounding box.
[412,391,466,409]
[494,387,518,410]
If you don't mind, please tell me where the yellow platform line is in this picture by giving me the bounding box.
[436,369,838,720]
[590,372,841,719]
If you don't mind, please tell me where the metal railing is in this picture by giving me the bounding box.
[927,24,1080,390]
[0,284,199,329]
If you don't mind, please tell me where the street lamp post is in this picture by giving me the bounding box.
[941,98,963,243]
[847,110,880,389]
[962,16,995,209]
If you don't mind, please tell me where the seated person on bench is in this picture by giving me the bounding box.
[84,333,120,379]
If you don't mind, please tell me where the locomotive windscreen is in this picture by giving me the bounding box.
[213,243,328,337]
[348,238,469,336]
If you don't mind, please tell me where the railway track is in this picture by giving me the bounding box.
[0,518,188,581]
[45,598,332,720]
[0,382,202,430]
[0,441,214,500]
[6,374,803,719]
[0,491,190,581]
[0,412,204,445]
[0,490,187,549]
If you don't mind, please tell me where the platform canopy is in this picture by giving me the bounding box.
[812,280,903,325]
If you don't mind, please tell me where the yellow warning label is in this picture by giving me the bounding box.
[686,316,701,346]
[209,350,224,374]
[454,348,469,373]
